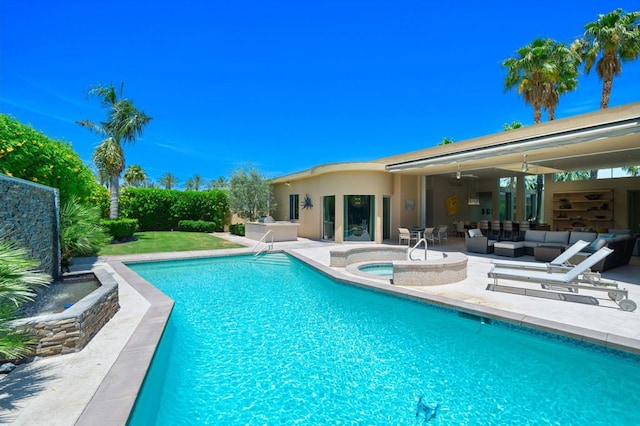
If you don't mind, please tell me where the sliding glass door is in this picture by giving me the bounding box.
[343,195,375,241]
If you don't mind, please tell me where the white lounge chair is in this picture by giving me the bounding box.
[491,240,590,273]
[488,247,636,311]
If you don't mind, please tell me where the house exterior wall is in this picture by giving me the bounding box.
[273,170,398,242]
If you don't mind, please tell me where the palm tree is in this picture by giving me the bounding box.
[78,82,152,218]
[503,121,523,131]
[542,42,581,120]
[184,174,203,191]
[582,8,640,109]
[123,164,147,187]
[503,38,578,124]
[209,176,229,190]
[622,166,640,176]
[159,172,180,190]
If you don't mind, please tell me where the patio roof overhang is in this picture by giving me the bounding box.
[383,103,640,179]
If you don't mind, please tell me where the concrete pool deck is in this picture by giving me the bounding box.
[1,234,639,425]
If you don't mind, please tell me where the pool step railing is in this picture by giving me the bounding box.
[252,230,274,256]
[408,238,427,261]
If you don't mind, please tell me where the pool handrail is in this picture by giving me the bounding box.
[408,238,427,261]
[252,230,274,256]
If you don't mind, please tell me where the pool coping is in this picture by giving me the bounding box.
[75,261,174,425]
[76,247,640,425]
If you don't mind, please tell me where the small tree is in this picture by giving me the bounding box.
[228,165,276,221]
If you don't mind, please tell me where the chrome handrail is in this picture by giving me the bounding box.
[408,238,427,261]
[252,230,274,256]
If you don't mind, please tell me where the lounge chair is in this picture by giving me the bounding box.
[488,247,636,311]
[491,240,590,273]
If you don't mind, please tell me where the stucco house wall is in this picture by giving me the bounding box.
[273,169,396,242]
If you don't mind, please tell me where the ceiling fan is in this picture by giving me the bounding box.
[452,164,478,179]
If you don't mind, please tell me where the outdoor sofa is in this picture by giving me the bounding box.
[465,228,637,272]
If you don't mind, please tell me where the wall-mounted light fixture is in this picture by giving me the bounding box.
[456,164,461,179]
[522,154,528,173]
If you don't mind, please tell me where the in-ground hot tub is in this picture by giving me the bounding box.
[11,268,120,358]
[332,245,468,286]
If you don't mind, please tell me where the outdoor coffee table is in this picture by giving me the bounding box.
[534,245,564,262]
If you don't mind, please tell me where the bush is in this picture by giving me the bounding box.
[60,199,109,267]
[100,218,139,240]
[119,187,230,231]
[229,223,245,236]
[178,220,217,233]
[0,114,101,204]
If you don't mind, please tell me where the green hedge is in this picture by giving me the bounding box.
[178,220,217,232]
[119,187,230,231]
[100,218,139,240]
[229,223,245,236]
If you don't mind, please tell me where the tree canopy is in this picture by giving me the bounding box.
[0,114,101,204]
[228,165,276,221]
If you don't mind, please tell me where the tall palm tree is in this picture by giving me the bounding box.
[210,176,229,190]
[503,38,578,124]
[542,41,581,120]
[78,83,152,218]
[582,8,640,109]
[123,164,147,187]
[159,172,180,190]
[185,174,203,191]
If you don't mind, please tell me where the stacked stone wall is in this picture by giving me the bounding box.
[0,174,61,277]
[30,285,119,357]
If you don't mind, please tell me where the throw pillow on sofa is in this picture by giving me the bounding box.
[587,233,615,251]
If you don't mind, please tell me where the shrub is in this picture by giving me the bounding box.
[100,218,139,240]
[178,220,217,233]
[229,223,245,236]
[0,114,101,204]
[119,187,230,231]
[60,199,109,267]
[0,232,50,360]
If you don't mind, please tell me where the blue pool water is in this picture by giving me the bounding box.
[128,253,640,425]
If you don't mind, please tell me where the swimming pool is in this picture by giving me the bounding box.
[127,253,640,424]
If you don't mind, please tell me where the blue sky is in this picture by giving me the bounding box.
[2,1,639,185]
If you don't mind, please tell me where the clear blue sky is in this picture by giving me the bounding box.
[2,1,639,185]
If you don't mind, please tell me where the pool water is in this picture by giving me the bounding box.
[359,262,393,278]
[128,253,640,425]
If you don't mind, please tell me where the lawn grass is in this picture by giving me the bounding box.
[99,231,245,255]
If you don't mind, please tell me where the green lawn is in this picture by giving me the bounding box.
[99,231,245,255]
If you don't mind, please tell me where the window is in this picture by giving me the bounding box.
[289,194,299,220]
